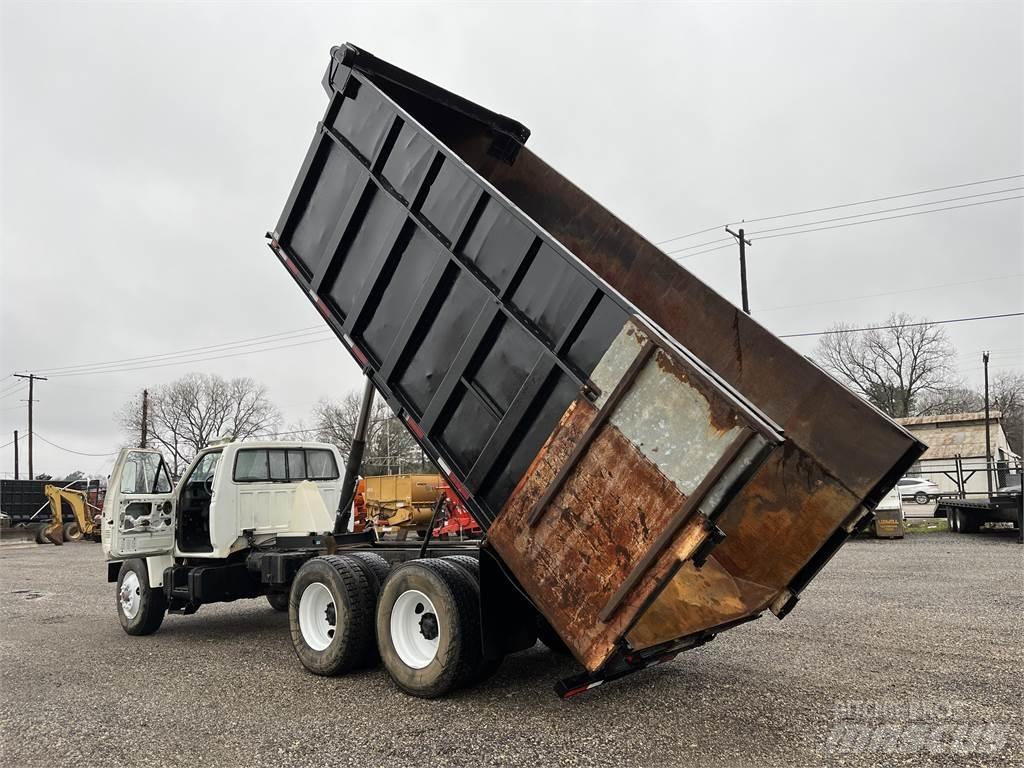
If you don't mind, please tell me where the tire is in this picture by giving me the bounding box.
[344,552,391,593]
[34,525,48,545]
[266,592,289,612]
[440,555,502,684]
[442,555,480,581]
[914,491,929,505]
[341,552,392,666]
[946,508,958,533]
[289,555,375,676]
[376,559,483,698]
[116,559,166,636]
[63,522,83,541]
[958,511,980,534]
[537,617,570,655]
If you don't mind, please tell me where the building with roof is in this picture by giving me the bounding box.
[895,411,1021,496]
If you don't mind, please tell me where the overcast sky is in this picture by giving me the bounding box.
[1,1,1022,478]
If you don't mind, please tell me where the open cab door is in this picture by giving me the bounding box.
[103,448,175,558]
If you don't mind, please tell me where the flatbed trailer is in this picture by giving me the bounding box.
[936,494,1023,536]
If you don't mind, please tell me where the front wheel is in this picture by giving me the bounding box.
[116,559,166,636]
[914,491,929,505]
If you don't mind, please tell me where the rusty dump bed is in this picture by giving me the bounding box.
[269,44,926,675]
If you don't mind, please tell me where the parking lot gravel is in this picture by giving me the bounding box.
[1,530,1021,768]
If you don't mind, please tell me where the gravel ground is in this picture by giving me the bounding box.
[1,531,1021,768]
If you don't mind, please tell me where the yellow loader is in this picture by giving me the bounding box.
[39,485,101,545]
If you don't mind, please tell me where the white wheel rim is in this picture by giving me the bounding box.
[391,589,440,669]
[298,582,337,651]
[119,571,141,620]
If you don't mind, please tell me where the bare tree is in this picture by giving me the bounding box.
[991,371,1024,454]
[814,313,955,418]
[118,373,281,476]
[899,370,1022,454]
[312,391,431,476]
[915,385,982,416]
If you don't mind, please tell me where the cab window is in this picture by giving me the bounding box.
[269,450,287,481]
[306,449,338,480]
[234,450,269,481]
[287,450,306,479]
[233,448,339,482]
[119,451,171,494]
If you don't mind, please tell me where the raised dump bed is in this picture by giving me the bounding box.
[269,44,925,694]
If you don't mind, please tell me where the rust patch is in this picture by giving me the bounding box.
[626,446,860,644]
[626,555,776,649]
[653,348,740,435]
[710,444,861,589]
[487,396,711,672]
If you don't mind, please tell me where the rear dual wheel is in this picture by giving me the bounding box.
[288,553,392,675]
[289,552,499,697]
[288,555,376,676]
[946,508,981,534]
[376,558,485,698]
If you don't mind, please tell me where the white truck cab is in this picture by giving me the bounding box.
[102,437,493,699]
[103,441,345,588]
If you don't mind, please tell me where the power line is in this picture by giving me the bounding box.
[746,187,1022,236]
[673,242,735,261]
[0,383,26,400]
[34,433,119,457]
[664,236,734,256]
[750,196,1023,241]
[779,311,1024,339]
[46,337,334,378]
[758,272,1023,314]
[665,187,1022,255]
[656,224,726,246]
[654,173,1023,247]
[30,325,327,375]
[729,173,1024,227]
[0,433,27,451]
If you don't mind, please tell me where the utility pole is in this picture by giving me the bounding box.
[13,373,46,480]
[725,226,752,314]
[983,351,993,497]
[13,430,19,479]
[140,389,149,448]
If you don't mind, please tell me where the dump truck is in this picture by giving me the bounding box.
[106,43,925,700]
